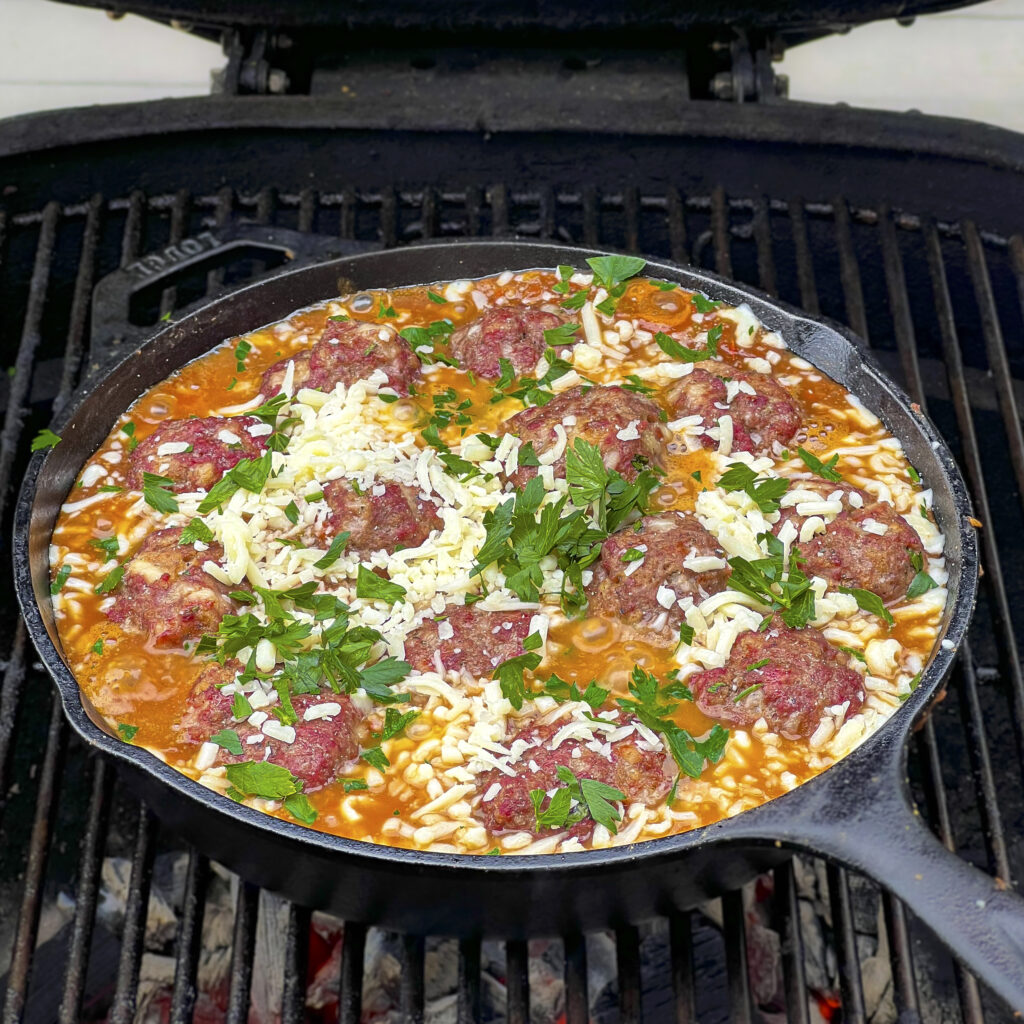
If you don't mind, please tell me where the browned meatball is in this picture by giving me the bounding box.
[316,480,443,555]
[260,349,312,396]
[403,605,534,678]
[307,319,420,394]
[474,717,672,836]
[449,305,568,377]
[126,416,268,493]
[586,512,730,631]
[777,481,925,603]
[666,366,801,455]
[691,620,864,740]
[177,662,363,791]
[107,528,241,647]
[506,385,665,487]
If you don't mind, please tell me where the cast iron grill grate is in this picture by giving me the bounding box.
[0,185,1022,1023]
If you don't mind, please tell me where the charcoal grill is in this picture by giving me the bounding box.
[2,2,1024,1021]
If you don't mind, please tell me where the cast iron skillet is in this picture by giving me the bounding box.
[14,239,1024,1010]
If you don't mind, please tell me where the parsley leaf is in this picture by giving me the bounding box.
[400,320,456,367]
[197,452,273,513]
[586,256,646,292]
[355,565,406,605]
[541,675,609,709]
[225,761,303,800]
[621,374,655,396]
[691,293,720,314]
[361,747,389,771]
[284,501,299,525]
[493,651,543,710]
[117,723,138,741]
[231,693,253,719]
[654,332,717,364]
[726,534,816,629]
[234,339,252,373]
[796,446,843,483]
[717,463,790,514]
[381,707,419,741]
[283,793,318,824]
[91,638,104,655]
[31,428,62,452]
[579,777,626,834]
[343,778,369,792]
[50,564,72,594]
[543,323,579,348]
[427,290,447,304]
[89,537,120,559]
[314,533,350,570]
[142,472,179,514]
[839,586,895,627]
[179,518,213,545]
[94,565,125,595]
[907,551,939,599]
[210,728,243,756]
[560,291,588,311]
[677,622,695,646]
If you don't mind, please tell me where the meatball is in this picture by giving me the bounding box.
[778,481,924,603]
[475,717,672,836]
[107,528,241,647]
[506,385,665,487]
[306,319,420,394]
[403,605,534,678]
[691,620,864,740]
[317,480,443,555]
[666,366,801,455]
[449,306,567,378]
[126,416,269,493]
[177,662,363,790]
[586,512,730,631]
[260,350,312,396]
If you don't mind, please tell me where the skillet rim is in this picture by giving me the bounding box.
[13,238,978,875]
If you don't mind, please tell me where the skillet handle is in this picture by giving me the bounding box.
[88,224,379,373]
[729,769,1024,1013]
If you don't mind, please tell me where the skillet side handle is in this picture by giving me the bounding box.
[732,782,1024,1014]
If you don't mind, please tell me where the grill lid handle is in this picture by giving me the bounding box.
[89,224,379,378]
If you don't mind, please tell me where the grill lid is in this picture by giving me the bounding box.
[51,0,984,34]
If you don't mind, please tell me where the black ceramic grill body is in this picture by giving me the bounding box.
[15,239,1022,1008]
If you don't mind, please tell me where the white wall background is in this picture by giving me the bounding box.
[1,0,1022,133]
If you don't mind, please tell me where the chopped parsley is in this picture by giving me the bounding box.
[343,778,369,792]
[361,747,390,771]
[89,537,120,560]
[620,547,645,563]
[621,374,655,396]
[355,565,406,605]
[234,339,252,372]
[314,532,350,570]
[540,675,610,709]
[210,728,243,756]
[560,291,588,311]
[899,671,924,702]
[677,622,695,647]
[543,323,579,348]
[530,764,626,834]
[691,293,720,314]
[31,428,62,452]
[717,463,789,514]
[94,565,125,595]
[225,761,304,802]
[427,290,447,304]
[197,452,273,514]
[50,564,72,595]
[283,793,318,824]
[121,422,139,453]
[284,500,300,525]
[400,320,456,366]
[586,255,646,294]
[552,264,575,295]
[492,649,543,711]
[796,446,843,483]
[839,586,895,627]
[141,472,179,514]
[907,551,939,599]
[733,684,761,703]
[379,301,397,318]
[839,645,867,664]
[654,331,718,364]
[727,534,816,629]
[91,638,104,655]
[117,723,139,741]
[179,518,214,545]
[380,707,419,741]
[231,692,254,719]
[908,465,921,484]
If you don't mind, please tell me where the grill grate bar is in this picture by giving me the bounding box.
[120,191,146,269]
[168,852,210,1024]
[788,198,819,314]
[505,939,529,1024]
[833,197,870,340]
[963,220,1024,519]
[773,863,811,1024]
[55,193,103,416]
[826,866,867,1024]
[881,895,921,1016]
[668,913,696,1024]
[879,205,927,406]
[58,759,114,1024]
[401,933,426,1024]
[616,925,643,1024]
[710,186,732,278]
[0,697,66,1024]
[923,221,1024,771]
[338,920,367,1024]
[456,936,481,1024]
[563,932,588,1024]
[224,883,259,1024]
[0,200,58,527]
[159,189,191,318]
[107,807,159,1024]
[281,904,312,1024]
[722,890,753,1024]
[752,196,778,298]
[0,623,28,801]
